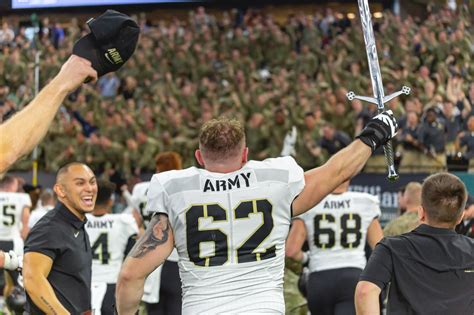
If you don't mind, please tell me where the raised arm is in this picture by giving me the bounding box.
[0,55,97,174]
[116,213,174,315]
[293,110,398,216]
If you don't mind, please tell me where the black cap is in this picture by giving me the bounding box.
[73,10,140,77]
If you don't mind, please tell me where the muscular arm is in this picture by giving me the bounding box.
[293,140,371,216]
[285,219,307,262]
[0,55,97,174]
[23,252,70,314]
[116,213,174,315]
[366,218,383,249]
[354,281,382,315]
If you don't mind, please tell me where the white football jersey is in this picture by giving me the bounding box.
[0,192,31,241]
[85,213,139,284]
[145,157,305,314]
[28,205,54,228]
[297,191,381,272]
[131,182,153,226]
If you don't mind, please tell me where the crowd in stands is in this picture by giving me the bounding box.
[0,4,473,183]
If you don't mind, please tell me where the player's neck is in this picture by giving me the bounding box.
[205,162,244,173]
[92,207,109,216]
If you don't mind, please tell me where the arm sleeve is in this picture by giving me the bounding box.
[23,224,60,260]
[359,239,393,289]
[144,174,169,216]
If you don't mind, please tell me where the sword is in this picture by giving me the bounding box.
[347,0,410,181]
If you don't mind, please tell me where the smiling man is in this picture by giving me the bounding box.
[23,162,98,314]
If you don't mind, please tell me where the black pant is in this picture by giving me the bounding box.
[101,283,116,315]
[306,267,362,315]
[146,260,182,315]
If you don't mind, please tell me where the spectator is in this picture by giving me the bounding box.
[383,182,422,236]
[418,107,447,172]
[456,115,474,173]
[0,21,15,46]
[398,111,423,173]
[320,123,351,155]
[97,73,121,98]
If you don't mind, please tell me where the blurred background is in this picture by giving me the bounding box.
[0,0,473,222]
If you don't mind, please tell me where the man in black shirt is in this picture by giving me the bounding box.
[23,162,97,314]
[355,173,474,314]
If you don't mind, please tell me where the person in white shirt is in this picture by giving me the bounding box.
[116,113,398,315]
[286,180,383,315]
[28,189,56,229]
[85,179,139,315]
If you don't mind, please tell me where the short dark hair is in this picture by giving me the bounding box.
[95,179,116,207]
[421,173,467,225]
[199,118,245,161]
[56,162,89,180]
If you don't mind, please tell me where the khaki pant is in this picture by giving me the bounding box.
[399,150,424,173]
[419,153,447,173]
[469,159,474,173]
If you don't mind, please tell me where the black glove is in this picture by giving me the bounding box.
[356,110,398,152]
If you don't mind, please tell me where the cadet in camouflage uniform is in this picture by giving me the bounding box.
[284,257,308,315]
[384,182,422,236]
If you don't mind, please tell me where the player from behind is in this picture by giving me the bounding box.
[286,180,383,315]
[116,113,398,314]
[85,179,139,315]
[0,175,31,271]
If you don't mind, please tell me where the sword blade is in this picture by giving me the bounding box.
[358,0,385,109]
[356,0,399,181]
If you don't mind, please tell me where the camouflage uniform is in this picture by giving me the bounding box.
[284,258,308,315]
[383,211,419,237]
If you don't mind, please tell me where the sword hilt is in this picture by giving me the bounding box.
[347,86,410,181]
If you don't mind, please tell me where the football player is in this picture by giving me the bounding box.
[85,180,139,315]
[286,180,383,315]
[116,113,397,314]
[0,175,31,246]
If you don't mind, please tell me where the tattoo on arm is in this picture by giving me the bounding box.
[129,214,170,258]
[40,296,58,315]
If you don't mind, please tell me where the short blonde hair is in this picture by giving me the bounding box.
[199,118,245,161]
[404,182,422,206]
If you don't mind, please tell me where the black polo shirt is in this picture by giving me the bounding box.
[360,224,474,314]
[24,203,92,314]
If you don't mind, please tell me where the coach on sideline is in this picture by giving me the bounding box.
[355,173,474,314]
[23,162,97,314]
